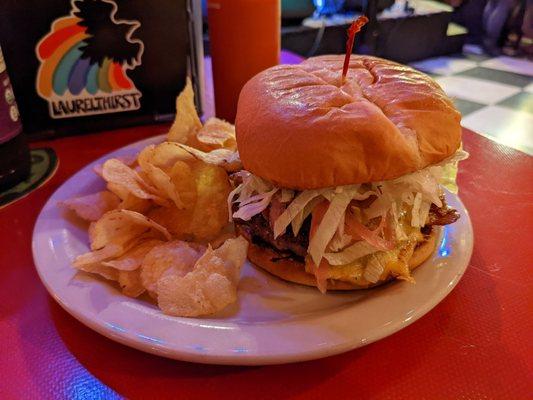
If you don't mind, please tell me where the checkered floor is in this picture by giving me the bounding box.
[410,54,533,155]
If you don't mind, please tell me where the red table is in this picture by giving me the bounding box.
[1,53,533,398]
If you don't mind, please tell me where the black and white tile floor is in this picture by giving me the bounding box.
[410,54,533,155]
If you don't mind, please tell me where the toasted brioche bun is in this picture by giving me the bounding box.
[245,230,438,290]
[236,55,461,190]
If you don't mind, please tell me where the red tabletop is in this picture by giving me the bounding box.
[1,52,533,398]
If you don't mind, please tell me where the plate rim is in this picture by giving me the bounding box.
[32,134,474,365]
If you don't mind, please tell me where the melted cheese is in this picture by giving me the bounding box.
[305,203,427,286]
[318,231,423,285]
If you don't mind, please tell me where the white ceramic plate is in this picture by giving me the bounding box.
[32,135,473,366]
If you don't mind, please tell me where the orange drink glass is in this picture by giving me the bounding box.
[207,0,280,122]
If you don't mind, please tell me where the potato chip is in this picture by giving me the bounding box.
[143,161,198,238]
[89,212,147,251]
[209,231,236,249]
[77,262,120,281]
[105,181,153,213]
[135,169,171,207]
[146,161,229,241]
[64,82,251,318]
[167,78,202,143]
[119,210,172,240]
[151,142,194,168]
[107,182,130,201]
[102,159,168,206]
[137,144,198,209]
[94,155,137,178]
[73,243,124,269]
[176,144,242,172]
[88,221,96,243]
[156,237,248,317]
[142,142,194,171]
[60,191,120,222]
[195,117,237,151]
[118,195,152,214]
[118,154,139,167]
[90,209,170,251]
[190,237,248,285]
[188,162,231,240]
[118,269,145,297]
[93,164,104,178]
[78,231,165,280]
[102,239,163,271]
[147,206,191,240]
[140,240,205,293]
[209,236,248,283]
[169,161,197,207]
[135,168,151,182]
[157,270,235,317]
[145,162,184,209]
[76,243,147,295]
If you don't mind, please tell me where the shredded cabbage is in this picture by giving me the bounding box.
[390,202,406,241]
[226,171,251,221]
[280,189,295,203]
[239,191,274,207]
[308,188,357,266]
[328,232,352,252]
[429,148,469,193]
[364,194,388,219]
[411,192,423,227]
[229,148,468,267]
[291,196,324,236]
[227,172,279,221]
[328,211,352,252]
[232,188,278,221]
[273,189,325,238]
[418,201,431,229]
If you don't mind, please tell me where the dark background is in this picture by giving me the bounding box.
[0,0,192,138]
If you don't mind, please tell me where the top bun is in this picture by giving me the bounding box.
[235,55,461,190]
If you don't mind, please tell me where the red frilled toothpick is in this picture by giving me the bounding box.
[341,15,369,83]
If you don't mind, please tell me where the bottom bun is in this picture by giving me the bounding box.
[246,230,438,290]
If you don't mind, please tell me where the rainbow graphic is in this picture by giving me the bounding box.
[35,0,143,118]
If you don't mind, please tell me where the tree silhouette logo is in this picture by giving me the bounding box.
[35,0,144,119]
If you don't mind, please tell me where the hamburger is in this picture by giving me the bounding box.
[229,54,468,292]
